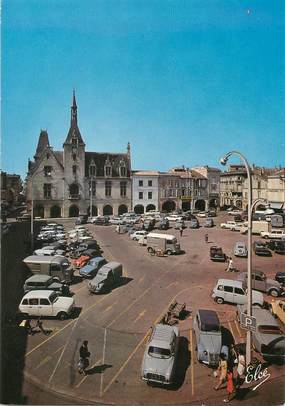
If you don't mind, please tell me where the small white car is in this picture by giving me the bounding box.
[220,221,238,230]
[260,230,285,240]
[19,290,74,320]
[165,214,183,222]
[130,230,148,241]
[228,210,242,216]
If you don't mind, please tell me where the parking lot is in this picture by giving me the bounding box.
[22,214,285,405]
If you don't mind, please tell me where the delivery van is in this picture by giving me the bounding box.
[240,221,270,235]
[23,255,74,284]
[88,262,122,293]
[146,233,180,255]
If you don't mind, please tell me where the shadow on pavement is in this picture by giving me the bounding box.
[171,336,190,390]
[85,363,113,375]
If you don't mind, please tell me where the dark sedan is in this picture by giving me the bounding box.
[267,240,285,254]
[253,241,272,256]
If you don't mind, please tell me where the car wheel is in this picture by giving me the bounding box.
[264,235,269,239]
[269,289,279,298]
[147,247,154,255]
[166,250,172,256]
[57,312,68,320]
[215,297,224,304]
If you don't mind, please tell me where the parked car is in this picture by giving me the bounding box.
[24,275,69,295]
[79,257,107,278]
[130,230,148,241]
[193,309,228,366]
[212,279,264,306]
[165,214,183,222]
[141,323,179,385]
[236,304,285,361]
[189,218,199,229]
[234,214,243,222]
[234,241,248,257]
[75,214,88,225]
[253,241,272,256]
[158,218,169,230]
[270,299,285,324]
[109,216,125,225]
[18,290,74,320]
[204,218,214,228]
[210,246,227,262]
[92,216,109,226]
[174,220,186,229]
[16,213,31,221]
[237,270,284,297]
[228,209,243,216]
[260,229,285,240]
[267,240,285,254]
[196,211,208,218]
[72,249,99,269]
[275,272,285,286]
[143,219,155,232]
[88,262,123,293]
[220,221,238,230]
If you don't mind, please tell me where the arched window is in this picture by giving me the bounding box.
[69,183,79,199]
[89,164,96,176]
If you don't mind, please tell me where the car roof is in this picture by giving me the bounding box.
[197,309,220,326]
[22,290,55,298]
[235,241,245,246]
[25,274,52,282]
[23,255,67,264]
[216,279,243,287]
[147,233,176,239]
[151,324,175,348]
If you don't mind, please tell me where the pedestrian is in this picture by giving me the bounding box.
[228,344,238,371]
[226,257,233,272]
[205,233,209,243]
[20,319,34,335]
[78,340,90,375]
[179,227,183,237]
[214,353,228,390]
[236,348,246,389]
[223,371,235,403]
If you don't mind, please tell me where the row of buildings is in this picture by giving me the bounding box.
[24,93,284,218]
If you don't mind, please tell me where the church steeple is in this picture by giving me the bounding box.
[71,90,77,125]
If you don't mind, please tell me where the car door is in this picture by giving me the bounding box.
[39,298,53,316]
[27,298,40,316]
[254,274,266,292]
[223,285,234,303]
[233,287,247,304]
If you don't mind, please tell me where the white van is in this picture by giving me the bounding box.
[212,279,264,306]
[147,233,180,255]
[240,221,270,235]
[18,290,74,320]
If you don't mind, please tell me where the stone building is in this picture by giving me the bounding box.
[267,168,285,211]
[193,166,221,210]
[26,93,132,218]
[132,171,160,214]
[219,164,247,208]
[1,172,23,207]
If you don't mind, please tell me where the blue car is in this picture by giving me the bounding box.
[79,257,107,278]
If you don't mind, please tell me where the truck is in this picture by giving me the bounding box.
[146,233,180,255]
[23,255,74,284]
[88,262,122,293]
[240,221,270,235]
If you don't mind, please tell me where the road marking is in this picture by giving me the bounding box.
[75,358,103,389]
[166,281,178,289]
[190,329,195,396]
[102,303,116,314]
[100,329,107,397]
[133,309,146,323]
[25,294,109,357]
[48,317,79,383]
[138,275,145,284]
[72,284,87,294]
[234,319,243,339]
[103,287,192,395]
[35,345,65,370]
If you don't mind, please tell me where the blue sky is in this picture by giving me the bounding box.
[2,0,285,178]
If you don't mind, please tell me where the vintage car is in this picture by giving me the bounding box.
[270,300,285,324]
[237,270,284,297]
[267,240,285,255]
[193,309,228,366]
[260,229,285,240]
[141,323,179,385]
[237,305,285,361]
[253,241,272,256]
[79,257,107,278]
[210,246,227,262]
[72,249,99,269]
[234,241,248,258]
[275,272,285,286]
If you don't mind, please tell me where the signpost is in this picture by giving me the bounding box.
[240,313,257,332]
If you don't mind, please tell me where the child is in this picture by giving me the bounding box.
[223,371,235,403]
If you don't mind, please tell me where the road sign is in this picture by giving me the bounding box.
[240,312,257,332]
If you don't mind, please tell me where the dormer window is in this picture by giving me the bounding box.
[119,160,126,177]
[44,166,52,177]
[89,164,96,177]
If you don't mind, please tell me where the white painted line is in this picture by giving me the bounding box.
[100,328,107,397]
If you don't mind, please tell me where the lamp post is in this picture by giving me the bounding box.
[219,151,252,365]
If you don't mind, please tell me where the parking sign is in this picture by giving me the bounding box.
[240,313,257,332]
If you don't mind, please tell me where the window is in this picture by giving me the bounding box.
[29,299,39,305]
[120,181,127,197]
[120,166,126,177]
[139,180,143,187]
[46,153,50,159]
[40,298,50,305]
[139,191,143,200]
[89,165,96,176]
[105,181,112,197]
[148,191,152,199]
[72,137,77,146]
[105,166,111,177]
[224,286,233,293]
[234,287,245,295]
[148,180,152,187]
[89,180,96,196]
[72,165,77,175]
[22,299,28,305]
[44,166,52,176]
[51,264,61,273]
[43,184,51,199]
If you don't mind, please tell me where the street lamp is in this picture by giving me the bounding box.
[219,151,252,365]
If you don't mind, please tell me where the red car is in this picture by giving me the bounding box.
[72,254,92,269]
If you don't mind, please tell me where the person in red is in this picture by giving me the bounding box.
[223,370,235,403]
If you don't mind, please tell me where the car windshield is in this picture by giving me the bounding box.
[258,325,282,334]
[148,346,171,359]
[49,292,58,303]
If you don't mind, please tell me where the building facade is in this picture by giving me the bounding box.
[26,93,132,218]
[219,165,247,209]
[132,171,160,214]
[267,168,285,210]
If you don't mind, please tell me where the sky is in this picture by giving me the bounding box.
[2,0,285,179]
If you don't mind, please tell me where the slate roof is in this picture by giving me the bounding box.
[34,130,50,159]
[85,152,131,177]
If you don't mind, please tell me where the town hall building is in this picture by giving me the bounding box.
[26,92,132,218]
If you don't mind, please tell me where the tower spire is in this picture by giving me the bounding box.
[71,89,77,125]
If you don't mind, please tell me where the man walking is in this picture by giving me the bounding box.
[179,227,183,237]
[78,340,90,375]
[205,233,209,243]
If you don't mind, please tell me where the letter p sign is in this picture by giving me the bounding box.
[241,313,257,332]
